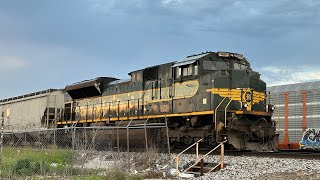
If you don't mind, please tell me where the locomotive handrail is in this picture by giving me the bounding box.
[214,97,227,131]
[224,95,236,128]
[175,138,202,177]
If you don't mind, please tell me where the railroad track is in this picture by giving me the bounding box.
[121,145,320,160]
[168,148,320,159]
[254,150,320,159]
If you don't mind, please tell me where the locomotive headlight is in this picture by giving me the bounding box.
[218,52,230,57]
[242,102,248,109]
[268,104,276,112]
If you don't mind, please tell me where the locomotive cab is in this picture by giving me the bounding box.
[171,52,277,151]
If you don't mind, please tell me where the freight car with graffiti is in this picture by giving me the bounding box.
[300,129,320,150]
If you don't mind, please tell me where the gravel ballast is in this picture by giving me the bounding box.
[78,151,320,179]
[178,154,320,179]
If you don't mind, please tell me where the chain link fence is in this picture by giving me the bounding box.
[0,125,171,179]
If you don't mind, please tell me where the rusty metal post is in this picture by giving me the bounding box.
[284,92,289,146]
[220,142,225,169]
[175,156,179,177]
[301,91,307,133]
[200,159,204,176]
[196,142,199,160]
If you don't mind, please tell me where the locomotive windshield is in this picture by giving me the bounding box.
[203,60,249,71]
[234,62,249,70]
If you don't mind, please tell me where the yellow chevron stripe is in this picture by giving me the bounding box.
[206,88,266,111]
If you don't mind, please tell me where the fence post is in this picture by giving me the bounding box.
[176,156,179,177]
[165,118,170,154]
[72,127,76,150]
[53,128,56,147]
[24,129,27,146]
[220,142,225,169]
[84,128,87,150]
[38,131,41,149]
[127,124,130,171]
[117,127,120,153]
[127,125,130,154]
[116,121,123,153]
[144,119,148,153]
[127,119,133,171]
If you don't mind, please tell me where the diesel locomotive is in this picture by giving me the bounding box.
[57,51,277,151]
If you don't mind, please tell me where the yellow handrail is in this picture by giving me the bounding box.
[224,94,236,128]
[214,97,227,131]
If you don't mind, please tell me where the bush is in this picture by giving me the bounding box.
[13,159,50,176]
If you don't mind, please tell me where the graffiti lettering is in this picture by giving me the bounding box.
[300,129,320,150]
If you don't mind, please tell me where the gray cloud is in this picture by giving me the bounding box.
[87,0,320,37]
[0,0,319,98]
[259,65,320,86]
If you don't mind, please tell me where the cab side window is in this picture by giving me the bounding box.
[175,63,198,79]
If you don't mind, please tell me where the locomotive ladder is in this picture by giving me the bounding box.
[174,140,227,177]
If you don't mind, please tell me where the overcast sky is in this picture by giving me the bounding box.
[0,0,320,99]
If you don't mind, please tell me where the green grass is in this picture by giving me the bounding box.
[0,147,73,178]
[0,148,144,179]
